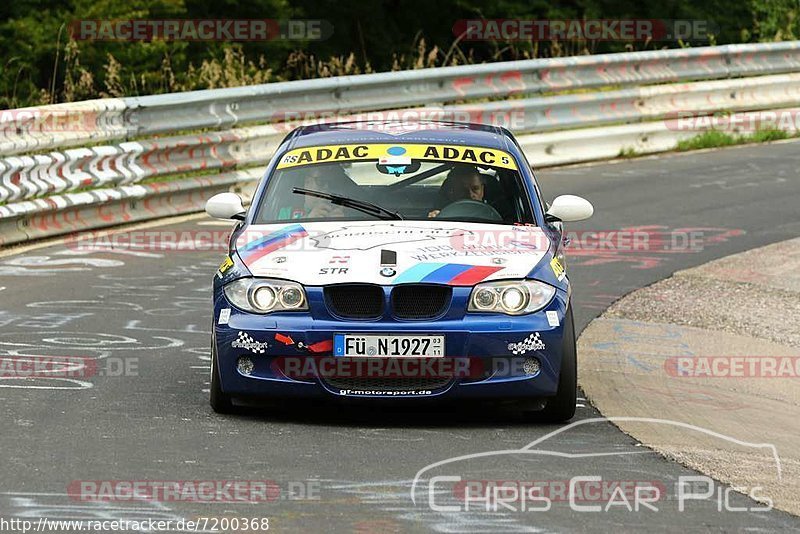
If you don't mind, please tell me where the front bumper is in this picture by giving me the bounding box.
[212,286,570,400]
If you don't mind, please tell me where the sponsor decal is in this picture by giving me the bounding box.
[217,256,234,278]
[550,256,566,281]
[338,389,433,396]
[218,308,232,325]
[329,255,350,264]
[252,268,289,278]
[237,224,308,263]
[508,333,546,355]
[318,267,349,275]
[384,165,408,175]
[231,332,269,354]
[380,249,397,266]
[240,221,548,285]
[379,146,412,166]
[546,310,560,327]
[393,262,503,286]
[311,223,469,251]
[276,143,518,170]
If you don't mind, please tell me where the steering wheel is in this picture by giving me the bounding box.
[436,200,503,222]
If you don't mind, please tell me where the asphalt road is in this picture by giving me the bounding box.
[1,141,799,532]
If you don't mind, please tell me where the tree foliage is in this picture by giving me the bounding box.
[1,0,797,107]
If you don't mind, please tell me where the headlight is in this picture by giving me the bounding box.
[467,280,556,315]
[223,278,308,314]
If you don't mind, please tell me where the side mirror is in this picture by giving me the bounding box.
[205,192,246,220]
[545,195,594,222]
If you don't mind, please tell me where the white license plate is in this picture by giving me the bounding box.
[333,334,444,358]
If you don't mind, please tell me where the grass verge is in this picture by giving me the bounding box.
[675,129,793,151]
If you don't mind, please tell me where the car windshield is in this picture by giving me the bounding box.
[253,143,535,225]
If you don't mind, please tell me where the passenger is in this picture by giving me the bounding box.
[277,164,353,219]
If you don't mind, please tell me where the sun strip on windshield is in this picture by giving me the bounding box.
[275,143,519,171]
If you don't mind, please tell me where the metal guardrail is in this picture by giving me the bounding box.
[1,41,800,246]
[3,41,800,157]
[517,105,800,166]
[4,72,800,206]
[123,41,800,137]
[0,168,262,245]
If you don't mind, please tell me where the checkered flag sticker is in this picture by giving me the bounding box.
[507,332,546,355]
[231,331,268,354]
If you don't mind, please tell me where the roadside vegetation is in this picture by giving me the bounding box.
[675,128,794,151]
[616,128,796,159]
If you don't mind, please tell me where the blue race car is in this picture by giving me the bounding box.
[205,121,593,421]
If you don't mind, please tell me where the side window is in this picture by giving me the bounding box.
[512,146,546,221]
[530,169,546,212]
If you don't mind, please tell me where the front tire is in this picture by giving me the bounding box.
[531,306,577,423]
[210,336,235,414]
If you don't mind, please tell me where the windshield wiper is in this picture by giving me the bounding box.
[292,187,404,220]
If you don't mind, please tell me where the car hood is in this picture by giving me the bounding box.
[235,220,551,286]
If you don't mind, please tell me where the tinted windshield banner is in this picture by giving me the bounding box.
[276,144,519,170]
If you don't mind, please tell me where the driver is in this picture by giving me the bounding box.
[428,164,485,218]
